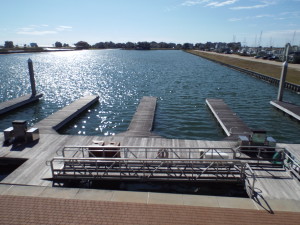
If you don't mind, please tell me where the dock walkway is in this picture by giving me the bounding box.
[206,98,252,138]
[1,96,300,211]
[270,100,300,121]
[118,96,159,137]
[35,95,99,134]
[0,93,43,116]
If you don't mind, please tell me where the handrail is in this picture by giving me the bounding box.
[49,157,246,182]
[283,149,300,180]
[244,163,256,198]
[60,145,236,160]
[51,157,243,163]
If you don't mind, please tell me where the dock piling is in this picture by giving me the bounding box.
[277,43,291,101]
[277,61,288,101]
[28,58,37,97]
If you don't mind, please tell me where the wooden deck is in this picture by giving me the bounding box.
[118,96,159,137]
[206,99,252,138]
[0,95,299,202]
[0,93,43,116]
[0,132,300,201]
[270,100,300,121]
[34,95,99,134]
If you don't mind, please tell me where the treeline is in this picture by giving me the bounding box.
[2,40,242,52]
[73,41,185,50]
[72,41,242,51]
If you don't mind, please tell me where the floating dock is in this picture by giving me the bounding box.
[270,100,300,121]
[118,96,159,137]
[206,98,252,138]
[0,93,43,116]
[35,95,99,134]
[0,96,300,211]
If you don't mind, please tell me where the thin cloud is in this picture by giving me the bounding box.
[17,25,72,36]
[56,26,72,31]
[181,0,210,6]
[230,1,275,10]
[206,0,238,7]
[17,30,57,35]
[255,14,273,18]
[228,17,242,22]
[228,14,274,22]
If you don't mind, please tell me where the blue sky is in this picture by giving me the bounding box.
[1,0,299,47]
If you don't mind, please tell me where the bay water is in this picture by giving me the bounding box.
[0,50,299,143]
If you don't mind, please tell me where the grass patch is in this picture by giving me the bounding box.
[187,50,300,85]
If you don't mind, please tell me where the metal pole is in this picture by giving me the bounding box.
[277,43,291,101]
[277,61,288,101]
[27,58,37,96]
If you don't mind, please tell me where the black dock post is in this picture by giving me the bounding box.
[28,58,36,97]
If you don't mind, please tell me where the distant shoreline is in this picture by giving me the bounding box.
[0,48,180,55]
[187,50,300,86]
[0,48,76,55]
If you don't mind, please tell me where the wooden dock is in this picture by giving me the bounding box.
[206,98,252,138]
[0,93,43,116]
[118,96,159,137]
[0,95,300,205]
[35,95,99,134]
[270,100,300,121]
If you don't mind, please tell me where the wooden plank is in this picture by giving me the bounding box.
[1,115,300,200]
[35,95,99,134]
[128,96,157,132]
[206,98,252,138]
[270,100,300,121]
[0,93,43,116]
[118,96,160,137]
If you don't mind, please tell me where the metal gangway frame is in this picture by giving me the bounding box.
[57,145,237,159]
[49,146,251,181]
[235,145,300,179]
[49,157,249,182]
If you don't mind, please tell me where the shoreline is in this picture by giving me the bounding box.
[0,48,76,55]
[187,50,300,86]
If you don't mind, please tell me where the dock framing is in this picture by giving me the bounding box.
[0,95,300,206]
[35,95,99,134]
[0,93,43,116]
[270,100,300,121]
[206,98,252,138]
[118,96,158,137]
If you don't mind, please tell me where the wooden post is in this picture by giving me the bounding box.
[277,61,288,101]
[28,58,36,96]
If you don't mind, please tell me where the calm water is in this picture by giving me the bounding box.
[0,50,299,143]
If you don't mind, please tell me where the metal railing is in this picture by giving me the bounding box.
[56,146,237,160]
[236,145,300,178]
[49,157,247,182]
[235,146,285,161]
[244,163,256,198]
[283,149,300,180]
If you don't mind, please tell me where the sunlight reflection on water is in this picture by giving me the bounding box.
[0,50,300,142]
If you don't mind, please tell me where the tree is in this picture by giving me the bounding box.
[136,42,150,50]
[74,41,90,49]
[182,43,193,50]
[63,43,69,47]
[55,41,63,48]
[4,41,14,48]
[93,42,105,49]
[125,42,135,49]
